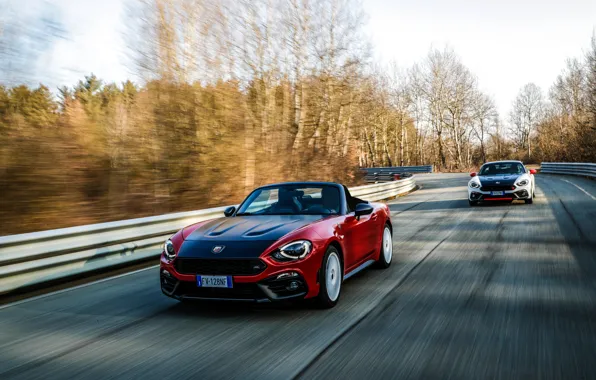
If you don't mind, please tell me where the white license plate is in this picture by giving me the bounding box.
[491,191,504,196]
[196,275,233,288]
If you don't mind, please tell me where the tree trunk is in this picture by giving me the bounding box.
[399,124,405,166]
[244,102,256,192]
[437,130,446,169]
[405,128,409,165]
[292,82,308,150]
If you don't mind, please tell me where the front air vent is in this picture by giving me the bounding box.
[480,185,515,191]
[175,259,266,275]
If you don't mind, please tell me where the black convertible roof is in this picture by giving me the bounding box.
[482,160,524,165]
[256,181,343,189]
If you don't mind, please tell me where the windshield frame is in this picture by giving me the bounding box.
[234,183,346,216]
[478,162,526,176]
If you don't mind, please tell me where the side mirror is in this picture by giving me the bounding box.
[224,206,236,217]
[354,203,373,219]
[529,169,537,175]
[470,172,477,177]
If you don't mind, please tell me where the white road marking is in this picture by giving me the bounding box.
[0,265,159,310]
[560,178,596,201]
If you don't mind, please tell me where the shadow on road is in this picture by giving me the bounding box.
[389,198,536,213]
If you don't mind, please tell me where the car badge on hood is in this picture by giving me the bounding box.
[212,245,225,254]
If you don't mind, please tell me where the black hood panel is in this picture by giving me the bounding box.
[177,239,277,259]
[186,215,322,241]
[478,174,520,187]
[177,215,322,259]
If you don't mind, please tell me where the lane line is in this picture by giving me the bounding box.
[292,208,473,380]
[0,265,158,311]
[560,178,596,201]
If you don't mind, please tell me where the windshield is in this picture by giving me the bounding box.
[236,185,341,216]
[479,162,525,176]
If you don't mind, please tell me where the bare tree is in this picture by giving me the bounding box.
[471,93,497,163]
[389,63,412,166]
[509,83,544,160]
[406,47,491,170]
[587,33,596,131]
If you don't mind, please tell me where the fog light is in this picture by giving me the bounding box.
[252,262,266,272]
[162,269,171,277]
[276,272,299,280]
[287,281,299,291]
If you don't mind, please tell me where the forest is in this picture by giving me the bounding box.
[0,0,595,235]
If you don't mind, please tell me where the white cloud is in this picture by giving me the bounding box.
[362,0,596,116]
[1,0,132,88]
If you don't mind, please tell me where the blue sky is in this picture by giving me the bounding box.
[4,0,595,116]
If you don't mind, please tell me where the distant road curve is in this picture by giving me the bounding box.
[1,173,595,380]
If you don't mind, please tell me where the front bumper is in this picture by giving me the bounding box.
[160,255,318,302]
[468,187,531,202]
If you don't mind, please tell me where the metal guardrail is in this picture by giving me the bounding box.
[0,177,416,296]
[362,165,433,174]
[361,165,432,183]
[540,162,596,178]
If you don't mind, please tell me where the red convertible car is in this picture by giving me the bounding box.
[160,182,393,308]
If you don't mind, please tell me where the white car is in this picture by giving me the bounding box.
[468,160,536,206]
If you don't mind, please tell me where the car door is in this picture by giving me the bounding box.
[340,209,377,271]
[369,207,384,252]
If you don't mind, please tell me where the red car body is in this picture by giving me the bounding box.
[160,182,392,307]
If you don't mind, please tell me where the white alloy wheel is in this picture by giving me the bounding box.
[325,252,341,302]
[383,227,393,264]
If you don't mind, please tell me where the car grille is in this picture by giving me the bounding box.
[174,258,266,275]
[480,185,515,191]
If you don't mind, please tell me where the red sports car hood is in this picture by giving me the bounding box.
[178,215,323,259]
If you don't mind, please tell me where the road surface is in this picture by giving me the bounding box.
[1,173,595,380]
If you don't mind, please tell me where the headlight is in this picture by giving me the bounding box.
[516,179,529,187]
[163,239,176,260]
[469,181,480,189]
[271,240,312,262]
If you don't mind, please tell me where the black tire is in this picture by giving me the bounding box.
[525,197,533,204]
[375,224,392,269]
[316,246,342,309]
[469,199,478,206]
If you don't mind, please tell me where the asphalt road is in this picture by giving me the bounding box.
[1,173,595,380]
